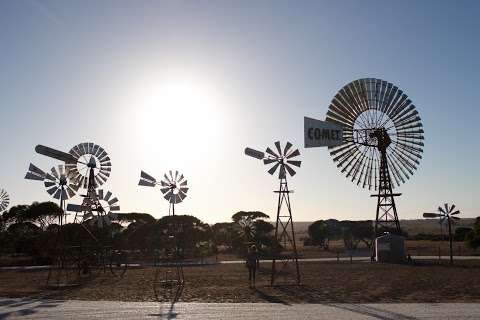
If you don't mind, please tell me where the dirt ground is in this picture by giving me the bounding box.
[1,260,479,303]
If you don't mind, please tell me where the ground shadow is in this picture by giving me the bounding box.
[254,288,290,305]
[0,298,64,320]
[327,303,418,320]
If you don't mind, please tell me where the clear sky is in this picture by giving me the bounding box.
[0,0,479,223]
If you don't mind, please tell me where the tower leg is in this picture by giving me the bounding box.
[271,178,300,285]
[373,150,401,237]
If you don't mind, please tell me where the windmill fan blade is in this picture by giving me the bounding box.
[284,163,296,176]
[47,186,57,196]
[61,189,68,200]
[178,191,187,201]
[444,203,449,213]
[44,181,55,188]
[66,186,76,198]
[268,162,280,175]
[28,163,46,176]
[180,180,187,186]
[423,212,441,218]
[109,206,120,211]
[98,189,104,200]
[263,158,276,165]
[108,197,118,205]
[449,204,456,213]
[180,187,189,193]
[35,145,77,163]
[450,210,460,215]
[175,170,178,181]
[104,191,112,202]
[140,170,156,182]
[283,142,292,156]
[25,172,45,181]
[451,216,461,221]
[438,206,445,214]
[178,174,184,182]
[265,147,279,158]
[169,170,174,181]
[138,179,156,187]
[58,165,64,176]
[274,141,282,156]
[287,149,300,159]
[160,187,170,194]
[287,160,301,167]
[164,174,171,183]
[53,189,62,199]
[160,180,168,187]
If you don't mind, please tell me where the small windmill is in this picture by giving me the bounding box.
[25,163,79,225]
[245,141,301,285]
[138,169,189,291]
[138,170,188,216]
[424,203,460,265]
[0,189,10,213]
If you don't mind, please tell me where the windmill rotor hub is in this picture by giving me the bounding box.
[87,156,97,168]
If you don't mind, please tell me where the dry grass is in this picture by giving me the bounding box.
[1,260,479,303]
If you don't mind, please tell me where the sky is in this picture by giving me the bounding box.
[0,0,479,223]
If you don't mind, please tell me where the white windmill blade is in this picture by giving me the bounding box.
[245,147,265,160]
[140,170,156,183]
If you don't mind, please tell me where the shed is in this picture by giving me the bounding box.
[375,233,406,263]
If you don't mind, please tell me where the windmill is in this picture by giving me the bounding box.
[63,143,119,228]
[0,189,9,213]
[138,169,189,293]
[25,163,79,225]
[33,143,126,278]
[138,170,188,216]
[245,141,301,285]
[424,203,460,265]
[305,78,424,237]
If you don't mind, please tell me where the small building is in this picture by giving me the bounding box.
[375,233,406,263]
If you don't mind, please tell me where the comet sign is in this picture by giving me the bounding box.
[304,117,344,148]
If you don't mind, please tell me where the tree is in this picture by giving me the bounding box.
[454,227,472,241]
[231,211,272,254]
[466,217,480,250]
[308,220,329,248]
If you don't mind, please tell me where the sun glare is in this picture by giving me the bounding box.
[133,76,226,161]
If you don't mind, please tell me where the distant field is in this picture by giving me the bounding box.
[292,219,476,238]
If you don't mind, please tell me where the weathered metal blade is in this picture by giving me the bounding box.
[265,147,278,158]
[263,158,276,165]
[286,160,301,167]
[450,210,460,216]
[25,172,44,181]
[245,147,265,160]
[66,203,85,212]
[141,170,156,182]
[286,149,300,159]
[108,197,118,205]
[283,142,292,156]
[138,179,156,187]
[284,163,296,176]
[104,191,112,202]
[267,162,280,175]
[28,163,46,176]
[274,141,282,156]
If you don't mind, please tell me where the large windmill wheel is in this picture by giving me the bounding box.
[326,78,424,190]
[0,189,10,212]
[66,142,112,189]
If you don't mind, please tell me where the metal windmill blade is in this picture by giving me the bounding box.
[138,170,157,187]
[0,189,10,212]
[326,78,424,190]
